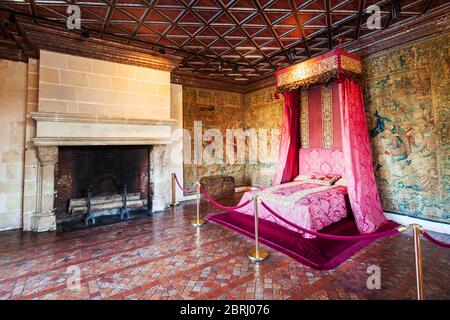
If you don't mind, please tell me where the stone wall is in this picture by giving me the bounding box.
[0,50,181,232]
[182,85,283,190]
[183,87,247,189]
[23,59,40,231]
[38,50,171,119]
[243,86,283,187]
[0,60,27,231]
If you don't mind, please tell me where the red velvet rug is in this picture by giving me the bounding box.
[207,211,399,270]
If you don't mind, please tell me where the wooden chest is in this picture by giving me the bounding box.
[200,175,235,199]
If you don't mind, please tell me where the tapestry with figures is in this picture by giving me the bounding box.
[363,33,449,224]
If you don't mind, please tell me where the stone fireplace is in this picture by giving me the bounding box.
[30,116,173,231]
[22,50,182,232]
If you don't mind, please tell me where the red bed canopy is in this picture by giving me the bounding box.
[273,49,387,234]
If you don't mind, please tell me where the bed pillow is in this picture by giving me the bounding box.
[293,173,341,186]
[334,178,347,186]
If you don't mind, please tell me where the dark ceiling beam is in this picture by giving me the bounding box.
[9,13,38,58]
[154,0,191,49]
[259,1,396,64]
[384,14,392,29]
[421,0,436,14]
[288,0,311,58]
[0,20,9,40]
[28,0,38,24]
[178,0,254,79]
[152,0,241,81]
[354,0,366,40]
[217,0,276,68]
[0,7,251,69]
[179,0,258,68]
[251,0,293,65]
[176,0,240,81]
[0,41,21,49]
[101,0,117,36]
[324,0,333,50]
[151,0,238,80]
[0,19,28,59]
[129,1,157,39]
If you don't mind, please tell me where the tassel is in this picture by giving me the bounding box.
[274,91,280,100]
[274,74,280,100]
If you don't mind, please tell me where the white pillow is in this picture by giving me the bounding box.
[294,173,341,186]
[334,178,347,186]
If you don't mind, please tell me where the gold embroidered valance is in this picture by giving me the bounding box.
[275,49,362,92]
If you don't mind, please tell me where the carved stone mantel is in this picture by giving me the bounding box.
[37,146,58,165]
[29,112,177,126]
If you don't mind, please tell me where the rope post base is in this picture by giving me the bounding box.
[412,224,424,300]
[192,182,206,227]
[247,248,269,263]
[247,196,268,263]
[170,173,179,207]
[192,219,206,227]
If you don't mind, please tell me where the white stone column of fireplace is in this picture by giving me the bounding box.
[32,146,58,232]
[150,145,171,211]
[26,50,179,232]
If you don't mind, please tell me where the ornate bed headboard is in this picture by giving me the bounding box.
[299,148,343,176]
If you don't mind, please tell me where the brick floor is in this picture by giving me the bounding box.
[0,194,449,300]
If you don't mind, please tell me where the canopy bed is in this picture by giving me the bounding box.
[207,49,399,270]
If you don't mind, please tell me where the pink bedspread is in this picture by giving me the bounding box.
[236,182,349,238]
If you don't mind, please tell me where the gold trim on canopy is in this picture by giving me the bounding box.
[300,88,309,148]
[321,84,333,148]
[275,49,362,92]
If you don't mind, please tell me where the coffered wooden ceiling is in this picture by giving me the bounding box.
[0,0,446,83]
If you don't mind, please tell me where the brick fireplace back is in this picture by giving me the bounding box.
[55,146,151,216]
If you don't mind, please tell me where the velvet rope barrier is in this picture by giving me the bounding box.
[422,231,450,248]
[260,201,402,241]
[200,186,253,211]
[173,174,197,193]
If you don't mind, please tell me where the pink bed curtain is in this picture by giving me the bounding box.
[338,78,387,233]
[273,90,300,185]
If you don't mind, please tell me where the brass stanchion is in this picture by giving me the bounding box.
[192,181,206,227]
[412,224,424,300]
[247,196,268,263]
[170,173,179,207]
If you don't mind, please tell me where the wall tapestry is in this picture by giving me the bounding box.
[363,33,449,223]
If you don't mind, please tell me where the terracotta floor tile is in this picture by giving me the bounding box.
[0,194,448,300]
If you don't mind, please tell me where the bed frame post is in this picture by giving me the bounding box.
[192,181,206,227]
[412,224,424,300]
[247,195,269,263]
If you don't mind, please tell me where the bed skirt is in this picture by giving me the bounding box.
[207,211,399,270]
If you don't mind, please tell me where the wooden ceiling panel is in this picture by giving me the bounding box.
[0,0,446,83]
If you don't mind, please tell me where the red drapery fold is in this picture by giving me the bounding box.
[338,78,387,233]
[273,90,300,185]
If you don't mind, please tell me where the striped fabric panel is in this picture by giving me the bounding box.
[300,87,309,148]
[321,83,333,149]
